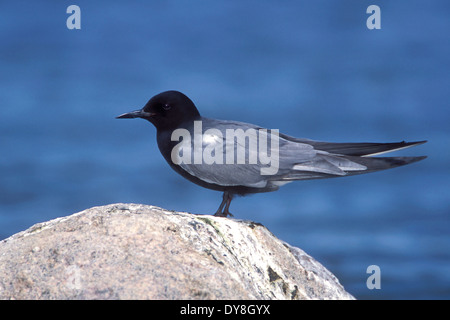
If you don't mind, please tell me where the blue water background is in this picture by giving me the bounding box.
[1,1,449,299]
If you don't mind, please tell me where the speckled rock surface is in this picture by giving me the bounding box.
[0,203,354,300]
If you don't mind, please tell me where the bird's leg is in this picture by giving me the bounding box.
[213,192,234,217]
[222,192,234,217]
[213,192,228,217]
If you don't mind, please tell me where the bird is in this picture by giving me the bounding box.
[116,90,426,217]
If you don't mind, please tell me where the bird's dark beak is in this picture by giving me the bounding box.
[116,109,154,119]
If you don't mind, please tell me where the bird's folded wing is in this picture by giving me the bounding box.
[177,128,278,187]
[278,134,427,157]
[175,126,363,187]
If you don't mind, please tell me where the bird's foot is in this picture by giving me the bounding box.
[213,191,234,217]
[224,210,234,217]
[213,210,234,218]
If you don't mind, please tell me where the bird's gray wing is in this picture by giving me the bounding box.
[274,135,426,182]
[175,123,293,188]
[174,119,371,188]
[278,133,427,157]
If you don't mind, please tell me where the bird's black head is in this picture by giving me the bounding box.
[116,90,201,131]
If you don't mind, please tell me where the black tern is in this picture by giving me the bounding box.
[117,90,426,217]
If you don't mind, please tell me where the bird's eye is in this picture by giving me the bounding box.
[162,104,171,110]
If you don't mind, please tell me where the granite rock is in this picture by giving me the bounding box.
[0,203,354,300]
